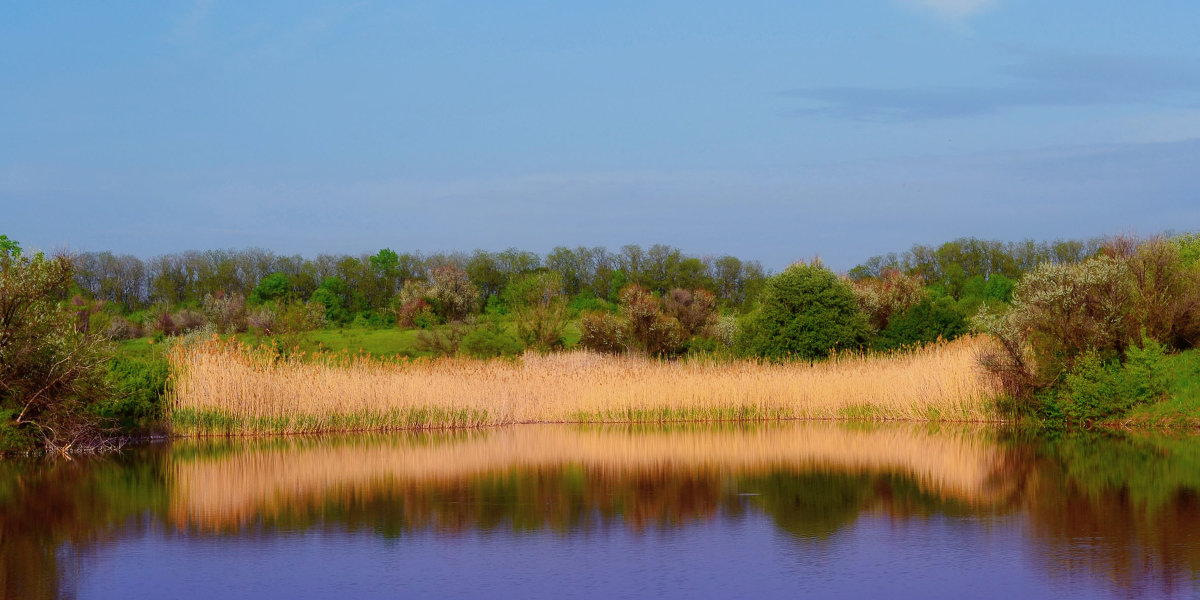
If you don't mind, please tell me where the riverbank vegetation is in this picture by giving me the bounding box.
[168,335,997,436]
[3,232,1199,452]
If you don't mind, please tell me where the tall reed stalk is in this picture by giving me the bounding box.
[168,336,1002,435]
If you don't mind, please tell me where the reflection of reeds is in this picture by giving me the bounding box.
[169,422,1012,530]
[169,336,1000,435]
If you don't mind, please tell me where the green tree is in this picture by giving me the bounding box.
[250,272,292,305]
[310,277,351,325]
[874,296,968,351]
[738,262,870,361]
[0,235,21,258]
[503,272,568,351]
[1,248,114,452]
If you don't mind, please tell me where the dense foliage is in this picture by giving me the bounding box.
[579,284,717,356]
[0,243,115,452]
[976,237,1200,422]
[737,262,871,361]
[71,244,768,317]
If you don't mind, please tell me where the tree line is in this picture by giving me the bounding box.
[70,244,768,316]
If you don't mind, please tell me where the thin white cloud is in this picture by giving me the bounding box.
[897,0,1000,21]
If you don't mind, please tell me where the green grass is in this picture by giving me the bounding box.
[116,337,168,361]
[171,406,492,435]
[1122,348,1200,426]
[304,327,428,357]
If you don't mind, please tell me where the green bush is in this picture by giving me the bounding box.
[504,272,568,352]
[567,292,613,317]
[738,262,870,361]
[461,321,525,359]
[873,296,968,351]
[310,278,352,325]
[1052,338,1171,424]
[97,357,170,431]
[250,272,291,305]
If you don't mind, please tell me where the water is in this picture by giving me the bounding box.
[4,423,1199,599]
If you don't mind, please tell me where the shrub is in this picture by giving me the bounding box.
[278,301,326,333]
[396,298,434,329]
[174,308,207,333]
[153,311,180,336]
[98,356,169,431]
[504,272,568,352]
[848,269,927,331]
[738,262,871,361]
[202,291,247,334]
[396,279,431,308]
[713,315,739,347]
[105,316,143,340]
[352,310,395,329]
[428,265,479,322]
[1124,238,1200,349]
[1051,338,1171,424]
[247,306,278,334]
[662,288,718,338]
[0,248,115,452]
[461,319,525,359]
[414,322,471,357]
[579,311,627,354]
[977,255,1137,398]
[619,285,685,356]
[874,296,968,351]
[567,292,613,317]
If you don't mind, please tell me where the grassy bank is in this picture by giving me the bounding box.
[1116,349,1200,427]
[167,336,1002,435]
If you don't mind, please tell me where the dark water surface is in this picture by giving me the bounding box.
[4,423,1199,599]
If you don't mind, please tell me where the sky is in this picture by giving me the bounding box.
[3,1,1199,270]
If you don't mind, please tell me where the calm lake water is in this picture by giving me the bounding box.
[4,422,1199,599]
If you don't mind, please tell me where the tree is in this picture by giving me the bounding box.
[661,288,718,338]
[1,247,114,452]
[0,235,21,258]
[310,277,352,325]
[367,248,403,307]
[427,265,479,322]
[874,296,968,351]
[738,262,870,361]
[503,272,568,351]
[250,272,292,305]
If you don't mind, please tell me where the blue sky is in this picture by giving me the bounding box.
[3,1,1199,270]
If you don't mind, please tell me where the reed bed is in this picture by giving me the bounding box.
[169,422,1015,529]
[168,336,1002,435]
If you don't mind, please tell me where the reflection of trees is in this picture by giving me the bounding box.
[6,427,1200,598]
[742,472,871,539]
[1020,433,1200,598]
[0,452,168,600]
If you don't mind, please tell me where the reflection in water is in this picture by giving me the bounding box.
[169,423,1013,531]
[2,423,1200,599]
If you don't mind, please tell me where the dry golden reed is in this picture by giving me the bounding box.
[169,422,1014,530]
[168,336,1002,435]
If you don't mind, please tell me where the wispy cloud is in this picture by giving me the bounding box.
[784,53,1200,121]
[896,0,1001,22]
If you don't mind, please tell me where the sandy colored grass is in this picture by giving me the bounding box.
[169,422,1015,529]
[168,336,1002,435]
